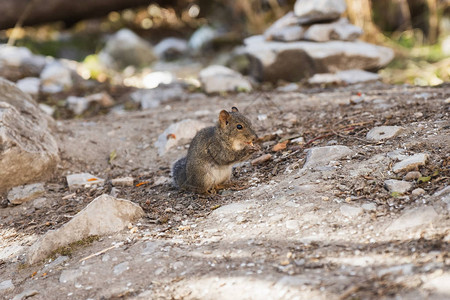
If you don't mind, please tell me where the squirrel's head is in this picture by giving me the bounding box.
[218,107,258,151]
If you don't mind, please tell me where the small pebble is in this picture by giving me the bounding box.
[411,188,426,197]
[404,171,422,181]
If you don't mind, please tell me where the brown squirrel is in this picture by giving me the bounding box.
[172,107,258,194]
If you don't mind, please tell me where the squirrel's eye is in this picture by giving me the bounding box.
[236,124,243,130]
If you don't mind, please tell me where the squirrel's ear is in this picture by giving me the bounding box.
[231,107,239,112]
[219,110,230,127]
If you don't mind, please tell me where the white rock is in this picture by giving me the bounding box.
[304,18,362,42]
[7,183,45,205]
[16,77,40,97]
[0,45,46,81]
[303,145,353,169]
[264,12,302,41]
[199,65,252,94]
[188,26,218,52]
[130,84,185,109]
[0,279,14,290]
[433,186,450,210]
[294,0,347,24]
[154,37,188,60]
[66,173,105,191]
[270,26,305,42]
[362,203,377,211]
[392,153,428,173]
[423,273,450,295]
[113,261,130,275]
[340,204,363,218]
[366,126,404,141]
[387,206,438,232]
[28,194,144,264]
[0,78,59,194]
[40,62,73,93]
[39,103,55,116]
[99,29,156,69]
[384,179,413,194]
[111,177,134,187]
[308,69,380,85]
[244,37,394,82]
[155,119,208,156]
[67,92,115,115]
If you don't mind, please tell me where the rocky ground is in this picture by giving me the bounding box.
[1,81,449,300]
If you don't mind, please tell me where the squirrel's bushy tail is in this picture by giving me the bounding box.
[171,156,187,188]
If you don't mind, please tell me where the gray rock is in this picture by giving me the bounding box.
[411,188,426,197]
[423,273,450,295]
[244,37,394,82]
[392,153,428,173]
[154,37,188,60]
[16,77,41,97]
[0,45,46,81]
[308,69,380,85]
[40,62,73,93]
[113,261,130,275]
[387,206,438,232]
[294,0,347,24]
[66,173,105,191]
[303,145,353,169]
[131,84,185,109]
[384,179,413,194]
[0,279,14,290]
[304,18,362,42]
[12,290,39,300]
[111,177,134,187]
[99,29,156,69]
[0,79,59,194]
[155,119,208,156]
[366,126,404,141]
[28,194,144,264]
[199,65,252,94]
[340,204,363,218]
[264,12,302,41]
[433,186,450,210]
[270,26,305,42]
[362,203,377,211]
[7,183,45,205]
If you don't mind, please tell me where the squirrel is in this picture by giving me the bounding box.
[172,107,258,194]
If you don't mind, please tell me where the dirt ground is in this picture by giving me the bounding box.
[1,81,449,300]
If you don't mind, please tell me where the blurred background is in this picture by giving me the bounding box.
[0,0,449,86]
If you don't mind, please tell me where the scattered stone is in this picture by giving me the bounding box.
[67,92,115,115]
[384,179,413,194]
[39,103,55,116]
[199,65,252,94]
[251,154,272,165]
[111,177,134,187]
[392,153,429,173]
[0,279,14,290]
[99,28,156,69]
[423,273,450,295]
[7,183,45,205]
[154,176,171,185]
[12,290,39,300]
[433,186,450,210]
[154,37,188,60]
[304,18,362,42]
[308,69,380,85]
[303,145,353,169]
[362,203,377,211]
[366,126,404,141]
[188,25,218,52]
[0,78,59,194]
[276,83,299,92]
[285,220,299,230]
[291,136,305,144]
[0,45,46,81]
[264,12,303,41]
[40,62,73,93]
[340,204,363,218]
[113,262,130,275]
[130,84,185,109]
[387,206,438,232]
[154,119,208,156]
[244,37,394,82]
[270,26,305,42]
[404,171,422,181]
[411,188,426,197]
[15,77,40,97]
[66,173,105,191]
[42,256,69,272]
[212,202,256,217]
[28,194,144,264]
[294,0,347,24]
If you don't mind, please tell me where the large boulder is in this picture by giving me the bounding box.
[244,36,394,82]
[98,29,157,70]
[294,0,347,24]
[0,78,59,194]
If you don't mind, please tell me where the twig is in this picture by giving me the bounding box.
[7,0,38,46]
[79,242,124,262]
